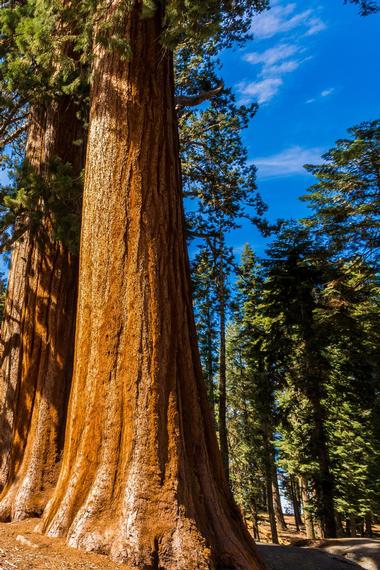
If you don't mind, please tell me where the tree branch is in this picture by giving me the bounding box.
[175,81,224,110]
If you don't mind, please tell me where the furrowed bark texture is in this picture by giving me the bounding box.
[0,100,83,521]
[0,233,32,490]
[40,4,266,569]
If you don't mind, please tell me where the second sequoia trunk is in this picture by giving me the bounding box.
[40,4,266,569]
[0,100,84,520]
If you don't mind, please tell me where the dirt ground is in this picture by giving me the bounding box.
[0,519,130,570]
[0,517,378,569]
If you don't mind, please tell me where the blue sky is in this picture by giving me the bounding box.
[1,2,379,274]
[220,0,380,258]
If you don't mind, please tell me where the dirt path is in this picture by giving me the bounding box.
[257,543,363,570]
[316,538,380,570]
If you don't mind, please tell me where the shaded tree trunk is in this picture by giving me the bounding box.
[272,462,287,531]
[250,499,260,541]
[218,261,230,482]
[310,389,336,538]
[335,512,345,537]
[349,514,357,537]
[264,438,279,544]
[304,353,336,539]
[265,465,279,544]
[205,300,215,407]
[289,476,302,531]
[40,4,266,570]
[300,477,316,540]
[364,512,373,537]
[0,232,32,490]
[0,99,84,521]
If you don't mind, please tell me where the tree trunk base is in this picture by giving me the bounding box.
[38,503,263,569]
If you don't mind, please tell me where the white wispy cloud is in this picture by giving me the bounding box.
[238,78,284,105]
[305,87,335,104]
[321,87,335,97]
[251,2,326,39]
[244,43,298,66]
[238,2,327,104]
[305,17,327,36]
[240,44,303,103]
[254,146,323,178]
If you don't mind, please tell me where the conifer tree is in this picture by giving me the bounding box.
[228,244,283,543]
[262,223,337,538]
[182,80,267,482]
[40,2,269,568]
[302,120,380,270]
[0,0,87,520]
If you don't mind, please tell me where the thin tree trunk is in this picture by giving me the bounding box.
[305,360,336,538]
[272,461,287,531]
[205,301,215,407]
[40,4,266,569]
[335,511,345,537]
[218,263,229,482]
[300,477,316,540]
[0,99,84,521]
[349,514,357,537]
[264,437,279,544]
[364,513,373,537]
[250,499,260,541]
[265,462,279,544]
[290,475,302,531]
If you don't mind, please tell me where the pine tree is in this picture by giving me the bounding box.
[182,80,267,482]
[262,223,337,538]
[302,120,380,270]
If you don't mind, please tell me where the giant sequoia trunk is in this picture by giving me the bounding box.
[40,4,266,569]
[0,101,83,520]
[0,232,32,490]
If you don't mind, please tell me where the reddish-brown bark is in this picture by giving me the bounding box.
[0,233,32,490]
[0,100,84,520]
[40,4,266,569]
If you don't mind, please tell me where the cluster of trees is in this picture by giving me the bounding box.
[0,0,378,568]
[192,120,380,542]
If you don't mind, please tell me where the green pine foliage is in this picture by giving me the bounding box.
[302,120,380,269]
[344,0,380,15]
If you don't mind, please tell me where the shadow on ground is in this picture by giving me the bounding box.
[317,538,380,570]
[257,543,363,570]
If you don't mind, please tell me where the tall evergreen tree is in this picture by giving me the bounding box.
[0,0,87,520]
[262,223,338,538]
[39,2,268,568]
[302,120,380,270]
[182,81,267,481]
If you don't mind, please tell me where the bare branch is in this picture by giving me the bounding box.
[175,81,224,110]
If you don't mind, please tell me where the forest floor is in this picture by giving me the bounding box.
[0,516,378,569]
